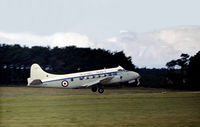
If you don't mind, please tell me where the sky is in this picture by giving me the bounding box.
[0,0,200,68]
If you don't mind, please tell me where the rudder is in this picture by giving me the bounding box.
[30,64,48,79]
[27,64,49,86]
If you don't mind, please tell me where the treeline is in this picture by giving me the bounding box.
[137,52,200,90]
[0,44,199,90]
[136,68,168,88]
[165,52,200,90]
[0,44,134,85]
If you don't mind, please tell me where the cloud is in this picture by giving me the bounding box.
[96,26,200,68]
[0,26,200,68]
[106,37,117,42]
[153,26,200,55]
[0,32,92,48]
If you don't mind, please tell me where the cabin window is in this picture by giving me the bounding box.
[108,73,112,76]
[85,76,89,79]
[89,75,94,79]
[80,77,84,80]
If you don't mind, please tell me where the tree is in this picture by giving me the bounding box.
[187,51,200,90]
[166,53,190,89]
[166,53,190,70]
[166,60,177,69]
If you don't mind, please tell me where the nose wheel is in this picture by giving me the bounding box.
[91,85,104,94]
[135,78,140,86]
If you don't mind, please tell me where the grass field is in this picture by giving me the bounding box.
[0,87,200,127]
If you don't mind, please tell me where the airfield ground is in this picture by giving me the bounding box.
[0,87,200,127]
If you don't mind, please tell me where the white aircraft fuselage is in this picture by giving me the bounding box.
[27,64,140,93]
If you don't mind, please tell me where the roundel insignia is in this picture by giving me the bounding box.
[61,80,69,87]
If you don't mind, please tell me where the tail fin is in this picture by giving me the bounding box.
[27,64,49,86]
[30,64,49,79]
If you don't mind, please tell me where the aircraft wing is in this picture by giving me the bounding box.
[82,77,113,87]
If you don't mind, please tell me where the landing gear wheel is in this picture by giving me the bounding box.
[98,88,104,94]
[91,86,97,92]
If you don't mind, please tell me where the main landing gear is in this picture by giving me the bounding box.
[91,85,104,94]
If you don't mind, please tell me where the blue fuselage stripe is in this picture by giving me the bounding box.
[42,70,129,83]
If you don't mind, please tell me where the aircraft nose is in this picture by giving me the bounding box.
[130,71,140,80]
[136,72,141,79]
